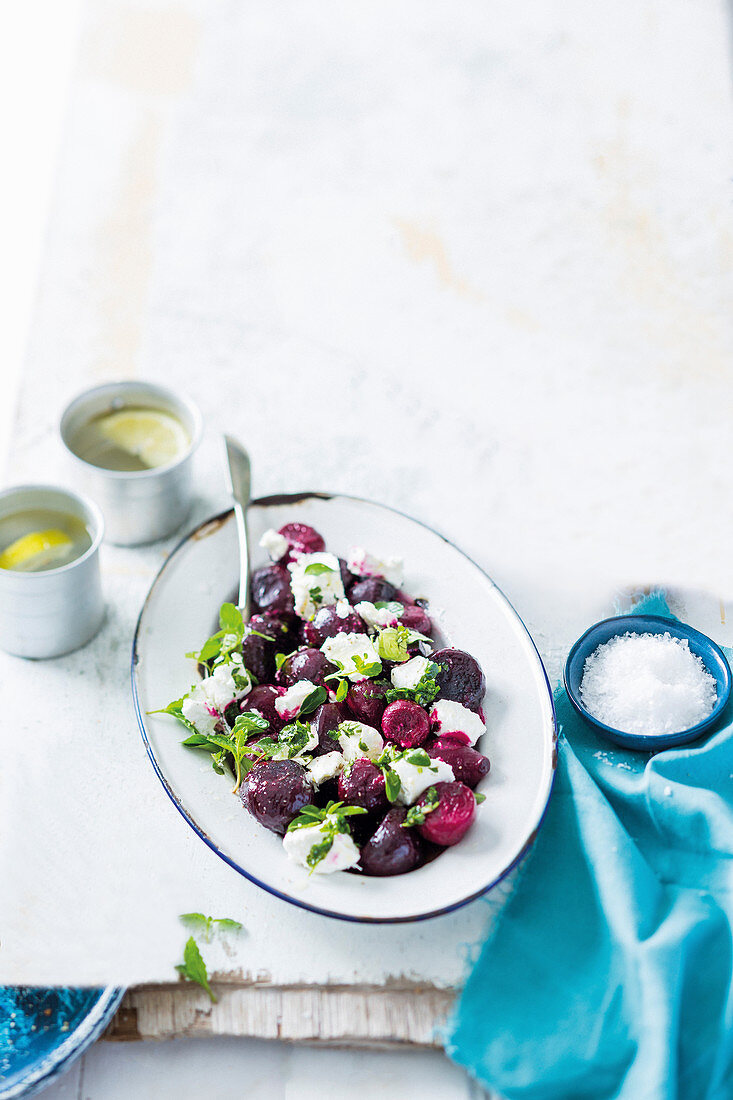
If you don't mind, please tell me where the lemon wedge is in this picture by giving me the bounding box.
[0,528,74,572]
[97,409,189,469]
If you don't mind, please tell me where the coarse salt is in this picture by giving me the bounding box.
[579,631,717,736]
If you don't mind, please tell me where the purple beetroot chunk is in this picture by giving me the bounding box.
[244,684,287,730]
[349,577,399,604]
[302,604,364,647]
[399,604,432,636]
[278,522,325,559]
[416,781,476,846]
[337,758,388,814]
[381,699,430,749]
[277,647,335,688]
[339,558,357,592]
[250,564,294,615]
[427,739,490,789]
[429,648,486,713]
[311,701,345,755]
[347,679,390,726]
[240,759,313,835]
[360,807,424,876]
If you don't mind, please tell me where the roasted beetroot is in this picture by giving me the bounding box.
[311,701,345,755]
[349,577,399,604]
[244,684,286,730]
[427,739,490,789]
[250,564,294,615]
[240,759,313,835]
[302,604,364,647]
[415,781,476,846]
[381,699,430,749]
[360,808,423,876]
[337,758,388,814]
[400,604,432,636]
[278,522,325,559]
[429,648,485,713]
[277,647,335,688]
[347,679,390,726]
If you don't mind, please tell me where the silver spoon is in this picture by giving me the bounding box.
[223,434,252,620]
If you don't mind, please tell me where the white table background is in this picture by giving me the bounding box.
[3,0,732,1095]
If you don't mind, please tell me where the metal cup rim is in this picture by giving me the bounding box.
[0,483,105,579]
[59,380,203,481]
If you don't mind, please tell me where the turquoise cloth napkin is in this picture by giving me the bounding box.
[447,593,733,1100]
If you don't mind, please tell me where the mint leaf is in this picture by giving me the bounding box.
[377,627,410,664]
[352,654,382,678]
[383,769,401,803]
[219,602,244,633]
[298,684,327,717]
[475,792,486,804]
[175,936,216,1003]
[335,678,349,702]
[148,698,198,734]
[304,562,335,576]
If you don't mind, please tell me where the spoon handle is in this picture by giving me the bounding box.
[223,434,252,619]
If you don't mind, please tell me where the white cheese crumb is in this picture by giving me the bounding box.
[430,699,485,747]
[391,755,455,805]
[390,655,430,691]
[347,547,404,587]
[355,600,402,631]
[181,663,251,735]
[283,824,360,874]
[259,528,289,561]
[275,679,318,720]
[320,632,381,682]
[288,552,344,620]
[338,721,384,762]
[335,598,352,619]
[306,751,345,786]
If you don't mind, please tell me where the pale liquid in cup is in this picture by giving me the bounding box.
[0,509,92,572]
[67,405,190,472]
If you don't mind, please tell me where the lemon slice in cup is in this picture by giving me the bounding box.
[0,528,74,572]
[97,409,189,470]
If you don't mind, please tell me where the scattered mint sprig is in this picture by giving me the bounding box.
[175,936,216,1003]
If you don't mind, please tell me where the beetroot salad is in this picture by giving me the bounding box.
[157,522,491,877]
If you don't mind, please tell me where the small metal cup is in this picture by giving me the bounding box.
[0,484,105,659]
[59,381,203,546]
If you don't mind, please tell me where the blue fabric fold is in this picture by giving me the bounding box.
[447,593,733,1100]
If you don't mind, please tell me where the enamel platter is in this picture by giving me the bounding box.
[133,493,557,923]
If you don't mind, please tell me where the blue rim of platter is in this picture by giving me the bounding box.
[131,491,559,924]
[563,613,732,751]
[0,986,124,1099]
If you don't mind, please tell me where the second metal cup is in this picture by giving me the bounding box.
[59,381,203,546]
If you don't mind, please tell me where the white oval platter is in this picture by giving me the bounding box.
[132,492,557,923]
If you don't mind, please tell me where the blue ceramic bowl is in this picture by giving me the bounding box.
[0,986,123,1099]
[563,614,732,751]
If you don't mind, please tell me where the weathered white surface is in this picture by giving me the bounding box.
[1,0,732,993]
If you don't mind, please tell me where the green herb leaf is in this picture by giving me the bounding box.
[383,769,402,803]
[405,748,433,768]
[384,661,441,709]
[377,627,410,664]
[275,652,289,672]
[175,936,217,1003]
[475,792,486,804]
[298,684,327,717]
[232,711,270,736]
[306,835,335,868]
[219,602,244,633]
[374,601,404,615]
[148,698,198,734]
[304,562,336,576]
[335,678,349,702]
[351,654,383,678]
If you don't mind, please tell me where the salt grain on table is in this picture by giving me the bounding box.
[580,632,717,736]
